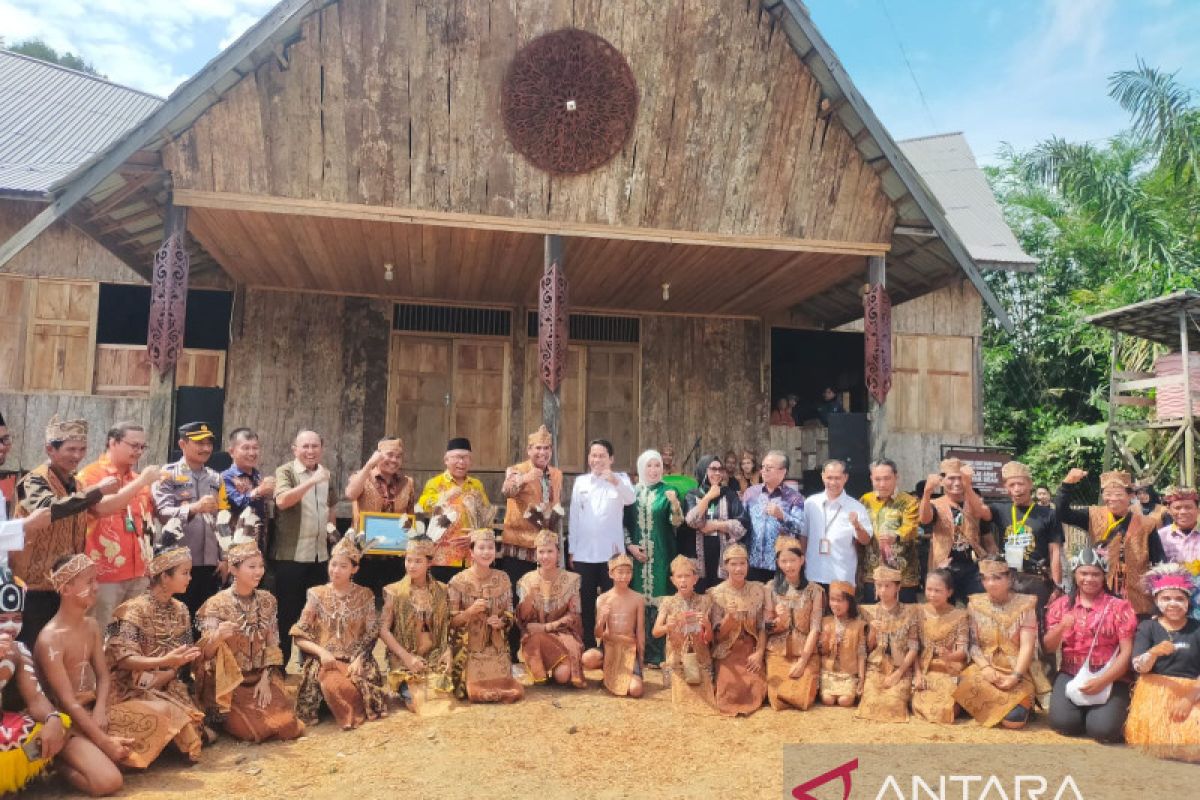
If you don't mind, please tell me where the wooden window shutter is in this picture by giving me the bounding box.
[0,276,30,391]
[890,334,977,435]
[24,279,98,392]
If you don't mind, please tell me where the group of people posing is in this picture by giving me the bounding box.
[0,411,1198,796]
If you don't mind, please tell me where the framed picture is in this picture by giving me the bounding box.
[360,512,411,556]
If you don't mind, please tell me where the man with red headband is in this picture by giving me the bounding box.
[1159,485,1200,565]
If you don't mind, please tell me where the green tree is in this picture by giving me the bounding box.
[984,62,1200,481]
[3,38,104,78]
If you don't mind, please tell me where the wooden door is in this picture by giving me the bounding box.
[387,335,452,470]
[523,344,587,472]
[24,280,97,392]
[585,346,640,471]
[0,276,29,390]
[452,340,511,471]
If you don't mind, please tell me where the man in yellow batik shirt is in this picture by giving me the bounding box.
[859,458,920,603]
[418,437,492,583]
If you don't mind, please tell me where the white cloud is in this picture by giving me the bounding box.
[871,0,1200,164]
[0,0,277,95]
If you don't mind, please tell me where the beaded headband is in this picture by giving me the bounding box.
[406,535,435,558]
[774,535,804,555]
[828,581,855,600]
[608,553,633,571]
[722,543,750,563]
[468,528,496,546]
[669,554,697,574]
[330,529,380,564]
[872,565,902,583]
[49,553,95,592]
[978,558,1011,577]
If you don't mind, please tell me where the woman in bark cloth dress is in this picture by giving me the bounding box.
[625,449,683,667]
[953,555,1049,729]
[194,533,303,742]
[104,527,206,767]
[764,535,824,711]
[708,544,769,716]
[379,535,453,713]
[819,581,867,707]
[515,530,586,688]
[911,568,969,724]
[1126,562,1200,762]
[857,565,919,722]
[290,531,389,730]
[653,555,718,714]
[448,530,524,703]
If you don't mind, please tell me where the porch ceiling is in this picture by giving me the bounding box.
[186,205,870,318]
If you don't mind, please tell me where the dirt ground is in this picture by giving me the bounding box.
[24,662,1180,800]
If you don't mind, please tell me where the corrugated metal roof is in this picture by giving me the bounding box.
[0,51,162,195]
[1085,289,1200,347]
[898,132,1037,271]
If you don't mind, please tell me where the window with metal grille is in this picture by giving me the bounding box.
[393,304,512,336]
[525,311,640,343]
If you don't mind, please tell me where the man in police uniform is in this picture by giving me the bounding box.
[152,422,225,618]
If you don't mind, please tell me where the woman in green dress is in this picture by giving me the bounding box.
[625,449,683,667]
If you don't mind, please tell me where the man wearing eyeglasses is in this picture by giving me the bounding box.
[77,422,169,626]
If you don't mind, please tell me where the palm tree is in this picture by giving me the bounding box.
[1110,60,1200,188]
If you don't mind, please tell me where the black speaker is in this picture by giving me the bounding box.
[826,412,870,498]
[170,387,231,472]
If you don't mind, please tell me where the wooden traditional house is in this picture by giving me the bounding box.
[0,0,1033,500]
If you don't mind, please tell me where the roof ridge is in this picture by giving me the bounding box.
[0,49,164,103]
[896,131,966,144]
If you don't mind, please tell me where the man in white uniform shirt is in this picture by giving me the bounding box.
[568,438,635,649]
[804,459,872,592]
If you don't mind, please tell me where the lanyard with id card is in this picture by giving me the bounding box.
[820,502,841,555]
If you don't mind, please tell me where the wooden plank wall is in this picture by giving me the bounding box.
[210,288,772,507]
[838,279,985,486]
[163,0,895,247]
[0,200,145,283]
[0,394,154,472]
[222,288,391,504]
[0,199,233,290]
[640,315,769,476]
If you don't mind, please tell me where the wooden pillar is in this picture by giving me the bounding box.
[1181,309,1195,485]
[1103,332,1120,470]
[145,202,188,462]
[539,234,567,466]
[865,255,890,463]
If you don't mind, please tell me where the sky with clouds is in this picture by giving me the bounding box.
[2,0,1198,164]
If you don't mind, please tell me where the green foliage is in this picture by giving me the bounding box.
[1023,423,1107,492]
[3,38,104,78]
[985,61,1200,480]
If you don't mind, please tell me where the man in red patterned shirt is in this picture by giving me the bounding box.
[78,422,167,626]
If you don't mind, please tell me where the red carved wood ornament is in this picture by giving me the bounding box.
[863,284,893,405]
[539,259,568,393]
[147,230,189,376]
